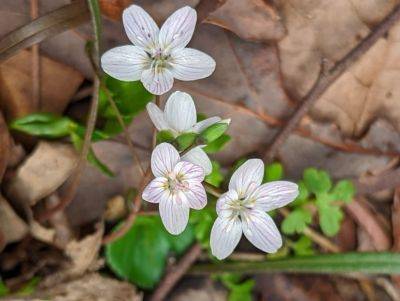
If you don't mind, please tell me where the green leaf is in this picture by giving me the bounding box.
[263,162,283,182]
[228,279,255,301]
[192,252,400,275]
[291,236,314,256]
[303,168,332,194]
[281,208,312,235]
[199,121,229,144]
[15,277,40,296]
[70,132,114,177]
[74,124,110,142]
[99,75,153,136]
[106,216,171,289]
[0,280,8,297]
[317,200,343,237]
[10,113,75,138]
[156,130,175,144]
[176,132,197,151]
[290,181,310,208]
[203,134,231,154]
[190,207,217,248]
[331,180,355,203]
[205,161,224,187]
[164,224,195,256]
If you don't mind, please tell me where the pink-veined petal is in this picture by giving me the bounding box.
[216,190,239,217]
[159,6,197,52]
[101,45,150,81]
[141,68,174,95]
[164,91,197,133]
[210,216,242,260]
[159,192,190,235]
[185,182,207,209]
[142,177,168,203]
[229,159,264,198]
[122,5,159,51]
[181,146,212,175]
[173,161,204,183]
[146,102,169,131]
[151,143,180,177]
[242,210,282,253]
[190,116,221,133]
[170,48,216,81]
[250,181,299,212]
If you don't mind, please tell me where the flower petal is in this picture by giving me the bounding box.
[159,6,197,51]
[170,48,216,81]
[173,161,204,183]
[181,146,212,175]
[164,91,197,132]
[142,177,168,203]
[122,5,159,51]
[185,182,207,209]
[216,190,239,217]
[159,192,190,235]
[101,45,149,81]
[151,143,180,177]
[250,181,299,212]
[190,116,221,133]
[210,217,242,260]
[141,68,174,95]
[242,210,282,253]
[229,159,264,198]
[146,102,169,131]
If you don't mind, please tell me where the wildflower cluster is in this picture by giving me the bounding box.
[101,5,299,259]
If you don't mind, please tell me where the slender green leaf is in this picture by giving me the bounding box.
[192,252,400,275]
[176,132,197,151]
[203,134,231,154]
[200,122,229,144]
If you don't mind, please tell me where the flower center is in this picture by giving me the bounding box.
[229,197,255,213]
[150,48,172,73]
[166,174,189,194]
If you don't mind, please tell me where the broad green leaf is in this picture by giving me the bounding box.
[203,134,231,154]
[317,200,343,237]
[205,161,224,187]
[291,236,314,256]
[263,162,283,182]
[190,207,217,248]
[156,130,175,144]
[200,122,229,144]
[164,224,195,256]
[303,168,332,194]
[99,76,153,136]
[281,208,312,235]
[192,252,400,275]
[106,216,170,289]
[331,180,355,203]
[10,113,74,138]
[176,132,197,151]
[0,280,8,297]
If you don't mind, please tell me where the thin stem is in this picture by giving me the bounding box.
[30,0,40,109]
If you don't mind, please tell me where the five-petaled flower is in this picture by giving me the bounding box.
[101,5,216,95]
[147,91,227,175]
[142,143,207,235]
[210,159,299,260]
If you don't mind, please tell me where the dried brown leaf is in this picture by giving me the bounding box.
[0,195,28,247]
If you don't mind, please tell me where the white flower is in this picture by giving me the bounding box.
[142,143,207,235]
[101,5,216,95]
[210,159,299,260]
[147,91,227,175]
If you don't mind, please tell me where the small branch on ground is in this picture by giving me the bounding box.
[263,3,400,162]
[150,243,203,301]
[30,0,40,108]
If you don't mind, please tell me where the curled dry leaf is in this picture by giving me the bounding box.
[206,0,285,42]
[0,195,28,248]
[278,0,400,136]
[5,141,78,206]
[99,0,133,20]
[0,50,84,121]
